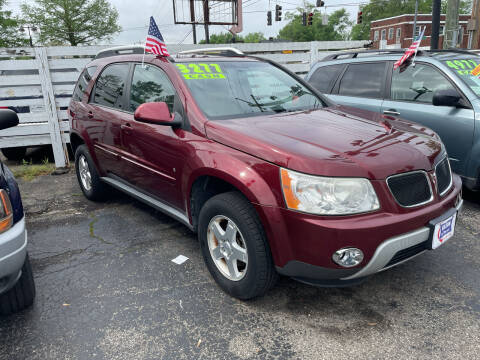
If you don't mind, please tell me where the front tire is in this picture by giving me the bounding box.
[75,144,108,201]
[198,192,278,300]
[0,254,36,315]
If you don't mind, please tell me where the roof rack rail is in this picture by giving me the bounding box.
[321,48,480,62]
[95,45,145,60]
[429,48,480,56]
[321,49,409,61]
[176,47,244,58]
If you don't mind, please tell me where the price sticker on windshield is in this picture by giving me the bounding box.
[175,63,225,80]
[445,59,479,75]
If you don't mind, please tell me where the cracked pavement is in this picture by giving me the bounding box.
[0,170,479,360]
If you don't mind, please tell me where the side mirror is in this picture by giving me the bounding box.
[134,102,182,127]
[0,109,19,130]
[432,89,462,107]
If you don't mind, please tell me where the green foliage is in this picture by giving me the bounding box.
[0,0,28,47]
[200,32,266,44]
[243,32,267,43]
[278,6,352,42]
[21,0,121,46]
[351,0,473,40]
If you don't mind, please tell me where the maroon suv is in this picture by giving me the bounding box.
[69,47,463,299]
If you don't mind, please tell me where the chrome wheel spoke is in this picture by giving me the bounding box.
[225,222,237,242]
[226,257,240,280]
[231,243,248,263]
[210,221,225,241]
[212,246,224,260]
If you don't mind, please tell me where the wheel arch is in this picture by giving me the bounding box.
[186,166,280,232]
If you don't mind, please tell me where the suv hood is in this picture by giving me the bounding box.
[204,106,443,180]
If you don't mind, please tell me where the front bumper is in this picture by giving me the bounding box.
[259,174,463,285]
[0,217,27,294]
[342,198,463,280]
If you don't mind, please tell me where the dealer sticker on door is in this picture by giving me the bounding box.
[432,213,456,249]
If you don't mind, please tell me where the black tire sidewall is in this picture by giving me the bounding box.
[198,193,271,299]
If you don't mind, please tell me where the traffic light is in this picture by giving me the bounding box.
[275,4,282,21]
[302,12,307,26]
[316,0,325,6]
[357,11,363,24]
[307,12,314,26]
[267,10,272,26]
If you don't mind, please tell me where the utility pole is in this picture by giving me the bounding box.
[431,0,441,49]
[412,0,419,39]
[443,0,460,49]
[190,0,197,44]
[203,0,209,44]
[468,0,480,49]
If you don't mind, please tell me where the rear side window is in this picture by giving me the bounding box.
[308,64,344,93]
[72,66,96,102]
[338,63,385,99]
[92,63,130,110]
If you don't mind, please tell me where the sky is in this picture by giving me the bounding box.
[6,0,365,45]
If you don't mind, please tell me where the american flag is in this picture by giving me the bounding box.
[393,26,425,70]
[145,16,169,56]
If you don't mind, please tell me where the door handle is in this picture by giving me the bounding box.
[87,111,94,119]
[121,123,132,134]
[383,109,400,116]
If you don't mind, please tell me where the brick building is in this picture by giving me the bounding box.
[370,14,470,49]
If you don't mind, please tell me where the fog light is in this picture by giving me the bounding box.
[332,248,364,267]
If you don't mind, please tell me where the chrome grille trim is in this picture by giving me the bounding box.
[386,170,434,208]
[435,157,453,197]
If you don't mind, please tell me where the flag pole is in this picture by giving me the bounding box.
[142,36,147,68]
[412,26,425,68]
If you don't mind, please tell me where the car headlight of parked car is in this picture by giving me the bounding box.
[0,189,13,234]
[280,168,380,215]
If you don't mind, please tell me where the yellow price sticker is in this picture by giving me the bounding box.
[175,63,225,80]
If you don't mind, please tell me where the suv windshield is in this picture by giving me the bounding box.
[442,57,480,96]
[175,60,324,119]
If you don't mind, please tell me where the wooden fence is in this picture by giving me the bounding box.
[0,41,369,167]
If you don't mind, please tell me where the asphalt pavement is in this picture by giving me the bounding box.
[0,170,479,360]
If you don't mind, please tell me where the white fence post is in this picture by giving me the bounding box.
[310,41,320,67]
[35,47,69,168]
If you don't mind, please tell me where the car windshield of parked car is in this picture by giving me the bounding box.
[442,58,480,96]
[175,60,324,119]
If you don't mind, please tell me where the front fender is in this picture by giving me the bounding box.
[184,153,282,209]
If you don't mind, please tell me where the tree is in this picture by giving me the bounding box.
[21,0,121,46]
[200,32,266,44]
[351,0,473,40]
[278,6,352,42]
[0,0,28,47]
[243,32,266,43]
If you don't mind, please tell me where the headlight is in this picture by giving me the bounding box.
[280,168,379,215]
[0,189,13,234]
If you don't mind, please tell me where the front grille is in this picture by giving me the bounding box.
[387,172,432,207]
[384,240,429,268]
[435,158,452,195]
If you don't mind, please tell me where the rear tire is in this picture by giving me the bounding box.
[198,191,278,300]
[0,254,36,315]
[2,147,27,161]
[75,144,108,201]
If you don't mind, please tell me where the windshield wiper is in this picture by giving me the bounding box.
[234,96,266,112]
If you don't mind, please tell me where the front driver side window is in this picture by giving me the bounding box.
[391,64,456,103]
[129,64,176,113]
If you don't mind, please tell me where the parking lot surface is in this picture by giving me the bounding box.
[0,171,479,360]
